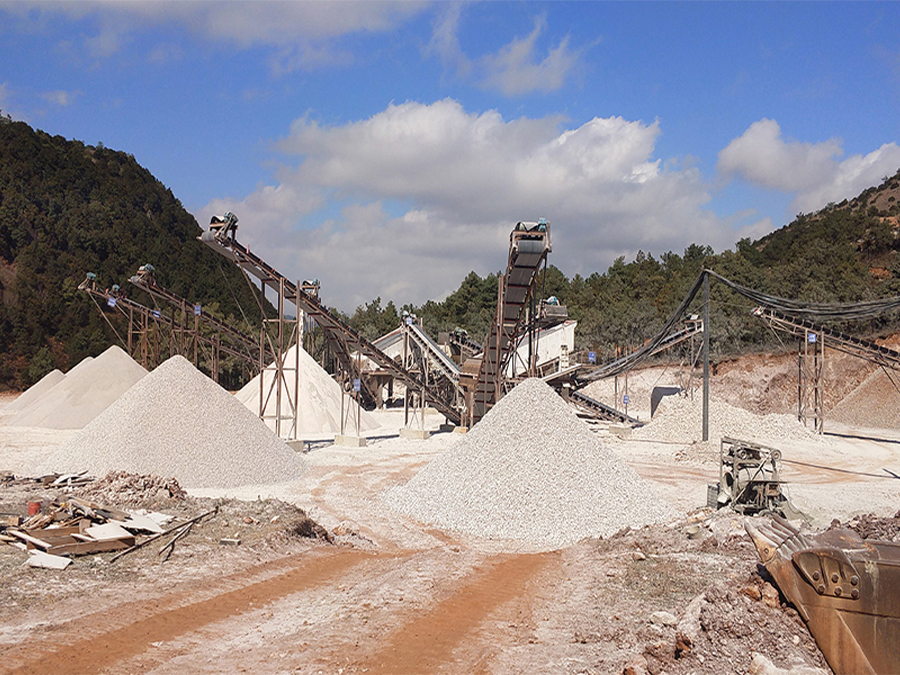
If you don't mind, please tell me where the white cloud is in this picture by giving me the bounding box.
[199,100,732,311]
[0,1,428,71]
[718,119,842,192]
[718,118,900,214]
[427,8,586,96]
[479,15,581,96]
[40,89,78,107]
[427,3,470,78]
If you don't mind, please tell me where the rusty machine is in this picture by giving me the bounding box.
[709,437,800,518]
[746,515,900,674]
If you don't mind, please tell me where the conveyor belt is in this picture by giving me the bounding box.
[753,306,900,372]
[78,278,256,368]
[199,231,462,424]
[129,273,268,365]
[405,322,461,383]
[578,321,704,384]
[569,389,642,425]
[471,223,551,423]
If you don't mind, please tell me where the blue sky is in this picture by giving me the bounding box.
[2,1,899,312]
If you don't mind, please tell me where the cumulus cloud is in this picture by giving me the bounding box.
[198,100,731,311]
[718,118,900,214]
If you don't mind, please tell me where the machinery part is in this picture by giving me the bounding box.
[713,436,794,517]
[746,514,900,675]
[209,211,239,239]
[469,220,552,424]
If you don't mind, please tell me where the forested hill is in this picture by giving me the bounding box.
[0,119,260,389]
[2,117,899,389]
[347,170,900,361]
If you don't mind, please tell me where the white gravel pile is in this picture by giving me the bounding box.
[235,344,379,437]
[8,348,146,429]
[4,368,66,413]
[829,369,900,430]
[631,394,823,446]
[41,355,307,489]
[385,378,676,549]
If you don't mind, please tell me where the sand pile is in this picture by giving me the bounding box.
[631,394,824,447]
[235,344,379,437]
[4,368,66,413]
[8,348,146,429]
[385,378,675,548]
[41,355,307,489]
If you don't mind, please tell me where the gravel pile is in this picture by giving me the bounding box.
[385,378,676,549]
[632,393,823,446]
[41,355,308,489]
[829,369,900,430]
[235,344,379,437]
[9,347,147,429]
[5,368,66,413]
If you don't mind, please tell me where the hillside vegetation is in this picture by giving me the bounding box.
[348,170,900,362]
[2,118,899,388]
[0,119,262,389]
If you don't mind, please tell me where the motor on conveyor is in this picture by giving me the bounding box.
[209,211,239,240]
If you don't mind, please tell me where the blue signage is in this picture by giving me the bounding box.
[588,351,596,364]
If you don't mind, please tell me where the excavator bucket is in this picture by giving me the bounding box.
[745,514,900,674]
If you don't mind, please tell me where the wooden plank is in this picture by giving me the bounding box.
[28,551,72,569]
[46,539,130,556]
[84,523,136,542]
[8,530,52,550]
[0,513,21,527]
[69,497,129,521]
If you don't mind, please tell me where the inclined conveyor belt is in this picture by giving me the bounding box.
[129,275,267,364]
[199,231,462,424]
[471,225,551,423]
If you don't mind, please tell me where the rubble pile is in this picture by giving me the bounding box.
[632,395,824,447]
[75,471,188,507]
[235,344,380,437]
[3,368,65,413]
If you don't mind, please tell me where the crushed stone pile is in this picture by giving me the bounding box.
[8,347,147,429]
[41,355,307,489]
[385,378,676,549]
[235,344,379,437]
[4,368,66,413]
[828,368,900,430]
[631,394,824,447]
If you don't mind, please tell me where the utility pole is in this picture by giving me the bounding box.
[702,271,710,442]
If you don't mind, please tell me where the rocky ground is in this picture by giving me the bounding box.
[1,347,899,675]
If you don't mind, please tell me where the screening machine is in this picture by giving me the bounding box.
[746,514,900,674]
[709,437,797,517]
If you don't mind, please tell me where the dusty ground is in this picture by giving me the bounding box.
[2,352,900,675]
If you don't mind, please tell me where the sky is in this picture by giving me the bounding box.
[2,1,900,313]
